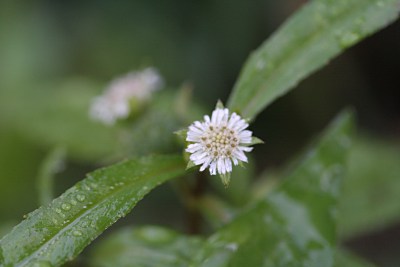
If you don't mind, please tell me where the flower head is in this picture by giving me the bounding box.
[186,104,257,182]
[89,68,163,125]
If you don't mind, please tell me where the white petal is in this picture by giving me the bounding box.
[233,149,248,162]
[224,158,232,173]
[190,151,208,162]
[204,115,211,123]
[215,109,223,125]
[209,162,217,175]
[186,143,203,153]
[238,130,252,138]
[200,158,212,172]
[233,120,249,132]
[239,146,253,152]
[211,109,219,124]
[189,125,203,134]
[222,158,227,174]
[187,130,202,137]
[237,123,249,132]
[240,137,252,144]
[194,157,208,165]
[232,157,239,166]
[221,108,229,124]
[228,113,241,127]
[186,136,201,142]
[194,121,206,131]
[217,157,224,174]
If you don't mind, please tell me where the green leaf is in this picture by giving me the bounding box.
[210,157,255,207]
[338,137,400,239]
[0,155,186,266]
[227,0,400,119]
[36,147,66,206]
[90,226,204,267]
[248,137,264,146]
[219,173,231,188]
[191,111,354,267]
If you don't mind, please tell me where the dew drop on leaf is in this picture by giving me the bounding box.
[338,32,360,48]
[376,0,384,7]
[72,230,82,237]
[76,194,86,202]
[32,261,51,267]
[61,203,71,211]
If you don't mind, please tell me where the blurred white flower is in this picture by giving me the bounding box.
[186,106,254,176]
[89,68,163,125]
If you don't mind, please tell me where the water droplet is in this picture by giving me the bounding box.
[52,218,59,225]
[225,243,238,251]
[109,185,115,190]
[321,171,333,192]
[256,60,265,70]
[82,205,87,209]
[264,215,272,223]
[76,194,86,202]
[70,199,77,206]
[23,214,28,219]
[55,208,62,214]
[338,32,360,48]
[339,135,351,148]
[355,17,365,27]
[72,230,82,237]
[83,185,91,191]
[115,182,125,187]
[61,203,71,211]
[81,220,89,228]
[32,261,51,267]
[311,163,323,173]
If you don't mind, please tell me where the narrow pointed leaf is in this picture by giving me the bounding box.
[0,155,186,267]
[191,111,354,267]
[227,0,400,119]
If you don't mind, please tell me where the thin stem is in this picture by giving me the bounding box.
[171,171,208,235]
[187,171,207,234]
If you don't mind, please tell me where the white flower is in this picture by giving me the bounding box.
[185,106,254,177]
[89,68,163,125]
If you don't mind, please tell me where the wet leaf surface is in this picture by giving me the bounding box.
[228,0,400,119]
[0,155,186,266]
